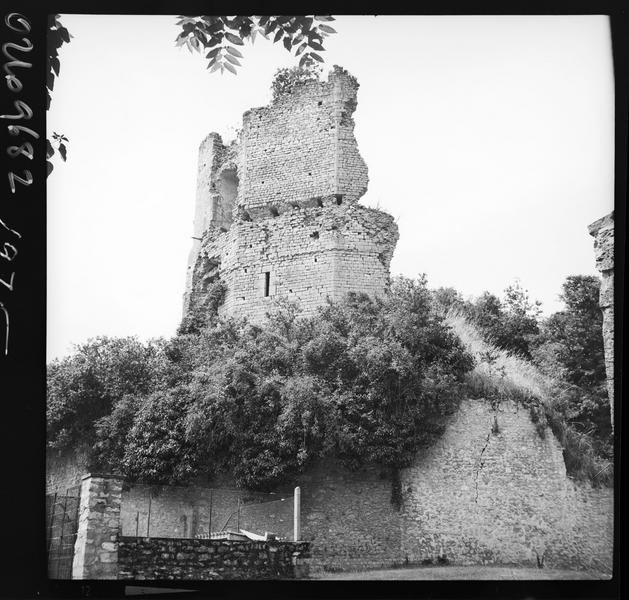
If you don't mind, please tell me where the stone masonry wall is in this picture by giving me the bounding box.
[49,402,613,577]
[295,460,403,574]
[239,66,367,210]
[399,399,613,573]
[191,199,397,322]
[588,212,614,430]
[118,537,310,580]
[72,475,123,580]
[183,66,398,324]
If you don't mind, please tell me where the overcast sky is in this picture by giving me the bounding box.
[47,14,614,361]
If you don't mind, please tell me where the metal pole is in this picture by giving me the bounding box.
[209,490,213,535]
[293,486,301,542]
[147,490,152,538]
[236,498,240,531]
[135,512,139,537]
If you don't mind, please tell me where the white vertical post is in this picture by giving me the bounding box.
[293,486,301,542]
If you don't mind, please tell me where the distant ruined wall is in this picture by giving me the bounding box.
[183,66,398,323]
[588,212,614,430]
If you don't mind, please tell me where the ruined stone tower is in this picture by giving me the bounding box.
[184,66,399,322]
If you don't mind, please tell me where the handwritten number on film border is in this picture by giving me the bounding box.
[1,13,32,355]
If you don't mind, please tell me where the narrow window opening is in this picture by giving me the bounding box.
[335,194,343,205]
[314,258,318,263]
[264,272,270,297]
[318,101,323,106]
[316,198,324,208]
[270,206,279,217]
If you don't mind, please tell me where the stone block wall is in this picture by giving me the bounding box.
[183,66,398,324]
[48,402,613,578]
[190,200,397,322]
[588,212,614,430]
[295,460,403,573]
[118,537,309,580]
[239,66,367,210]
[399,399,613,572]
[72,475,123,580]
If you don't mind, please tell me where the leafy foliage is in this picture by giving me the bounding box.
[46,15,337,176]
[46,15,73,176]
[175,15,336,75]
[449,281,542,359]
[48,277,473,489]
[271,64,322,101]
[47,337,168,450]
[530,275,610,449]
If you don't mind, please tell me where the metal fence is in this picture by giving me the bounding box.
[120,482,297,541]
[46,485,81,579]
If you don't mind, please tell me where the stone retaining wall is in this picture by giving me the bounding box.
[399,399,613,573]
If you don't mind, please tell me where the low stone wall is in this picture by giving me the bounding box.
[118,537,310,580]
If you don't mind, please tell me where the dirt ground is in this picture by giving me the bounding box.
[316,565,612,580]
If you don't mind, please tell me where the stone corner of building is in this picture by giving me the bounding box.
[588,211,614,237]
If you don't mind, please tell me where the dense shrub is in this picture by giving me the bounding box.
[47,337,168,450]
[464,282,542,359]
[47,276,473,489]
[530,275,610,447]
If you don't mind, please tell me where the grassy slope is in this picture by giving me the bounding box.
[445,310,612,487]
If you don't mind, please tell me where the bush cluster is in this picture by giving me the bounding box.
[47,276,473,489]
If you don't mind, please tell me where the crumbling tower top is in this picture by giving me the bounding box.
[236,65,368,215]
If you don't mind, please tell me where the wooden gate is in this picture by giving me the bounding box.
[46,485,81,579]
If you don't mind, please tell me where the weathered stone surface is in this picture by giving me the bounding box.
[399,400,613,572]
[183,66,398,323]
[52,403,612,578]
[588,211,614,430]
[72,475,123,580]
[118,537,310,580]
